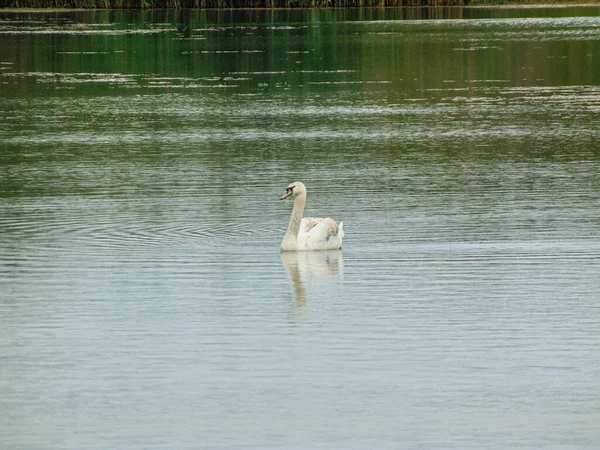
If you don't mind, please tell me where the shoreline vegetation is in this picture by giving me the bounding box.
[1,0,600,8]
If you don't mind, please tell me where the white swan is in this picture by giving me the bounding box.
[280,181,344,252]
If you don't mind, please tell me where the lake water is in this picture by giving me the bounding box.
[1,7,600,448]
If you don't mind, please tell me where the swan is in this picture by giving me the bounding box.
[280,181,344,252]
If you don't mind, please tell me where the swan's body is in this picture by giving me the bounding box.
[280,182,344,252]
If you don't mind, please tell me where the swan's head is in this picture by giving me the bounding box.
[281,181,306,200]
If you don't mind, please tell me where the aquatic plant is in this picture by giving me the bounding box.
[0,0,468,8]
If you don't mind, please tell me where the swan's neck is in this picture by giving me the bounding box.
[281,193,306,251]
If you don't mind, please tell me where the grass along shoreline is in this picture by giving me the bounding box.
[1,0,600,8]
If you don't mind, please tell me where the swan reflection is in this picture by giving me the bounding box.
[281,251,344,307]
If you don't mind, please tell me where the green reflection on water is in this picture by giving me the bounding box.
[1,7,600,93]
[1,7,600,203]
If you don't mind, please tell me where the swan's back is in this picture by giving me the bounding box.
[297,217,344,251]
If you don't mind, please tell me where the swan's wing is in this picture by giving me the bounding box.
[300,217,325,234]
[298,217,344,250]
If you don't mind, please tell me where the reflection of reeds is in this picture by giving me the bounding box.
[3,0,467,8]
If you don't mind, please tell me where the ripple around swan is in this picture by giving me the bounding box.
[0,213,270,253]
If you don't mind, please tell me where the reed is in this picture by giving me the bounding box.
[0,0,469,8]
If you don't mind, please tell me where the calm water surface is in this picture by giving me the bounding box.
[1,7,600,449]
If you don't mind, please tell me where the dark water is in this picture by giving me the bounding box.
[1,7,600,449]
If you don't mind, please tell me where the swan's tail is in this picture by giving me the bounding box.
[338,221,345,239]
